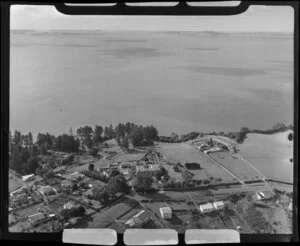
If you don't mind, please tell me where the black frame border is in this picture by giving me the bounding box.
[1,0,299,244]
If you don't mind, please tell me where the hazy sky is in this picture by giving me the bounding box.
[10,4,293,32]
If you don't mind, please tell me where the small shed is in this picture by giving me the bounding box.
[22,174,35,182]
[39,185,55,196]
[28,212,47,226]
[160,207,172,219]
[199,203,215,213]
[213,201,225,210]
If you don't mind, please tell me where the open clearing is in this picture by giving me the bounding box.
[156,143,235,183]
[9,170,24,192]
[209,151,264,182]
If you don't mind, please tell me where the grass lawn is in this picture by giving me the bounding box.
[209,151,264,181]
[156,143,235,183]
[9,170,24,192]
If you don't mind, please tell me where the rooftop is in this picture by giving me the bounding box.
[199,203,214,209]
[136,164,160,172]
[160,207,172,214]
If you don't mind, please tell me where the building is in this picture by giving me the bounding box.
[64,201,75,209]
[289,199,293,211]
[69,172,85,181]
[61,180,74,190]
[10,186,26,197]
[136,164,160,175]
[160,207,172,219]
[254,193,262,200]
[203,147,222,154]
[28,212,47,226]
[199,203,215,213]
[213,201,225,210]
[22,174,35,182]
[39,185,55,196]
[125,210,150,227]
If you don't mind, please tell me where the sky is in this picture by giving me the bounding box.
[10,3,294,32]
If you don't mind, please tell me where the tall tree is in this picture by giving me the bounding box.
[14,130,21,146]
[28,132,33,147]
[92,125,103,146]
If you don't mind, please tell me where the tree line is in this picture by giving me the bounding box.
[9,122,159,175]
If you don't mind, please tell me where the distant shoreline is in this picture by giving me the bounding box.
[10,29,293,35]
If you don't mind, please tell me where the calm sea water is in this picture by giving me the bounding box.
[10,30,293,138]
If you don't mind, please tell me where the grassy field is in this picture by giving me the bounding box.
[209,151,265,181]
[156,143,235,183]
[9,170,24,192]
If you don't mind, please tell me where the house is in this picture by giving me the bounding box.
[69,172,85,181]
[199,203,215,213]
[125,210,150,227]
[213,201,225,210]
[254,193,262,200]
[61,180,74,190]
[160,207,172,219]
[10,186,26,197]
[289,199,293,211]
[28,212,47,226]
[203,147,222,154]
[39,185,55,196]
[22,174,35,182]
[136,164,160,175]
[83,188,93,198]
[259,192,265,198]
[64,201,75,209]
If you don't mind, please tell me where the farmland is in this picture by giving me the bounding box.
[209,151,265,182]
[156,143,236,183]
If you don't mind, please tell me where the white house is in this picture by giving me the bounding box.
[255,193,262,200]
[160,207,172,219]
[64,201,75,209]
[213,201,225,210]
[199,203,215,213]
[22,174,34,182]
[259,192,265,198]
[289,199,293,211]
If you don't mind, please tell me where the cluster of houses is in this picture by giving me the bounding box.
[193,137,236,154]
[252,191,273,201]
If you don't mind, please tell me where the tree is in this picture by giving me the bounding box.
[240,127,250,133]
[47,156,57,168]
[108,175,130,193]
[88,164,94,171]
[93,125,103,146]
[109,169,120,178]
[21,157,39,175]
[14,130,21,146]
[10,146,22,173]
[28,132,33,147]
[132,172,153,192]
[181,170,194,182]
[69,127,73,136]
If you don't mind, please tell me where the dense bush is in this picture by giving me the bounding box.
[185,162,201,170]
[81,170,109,182]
